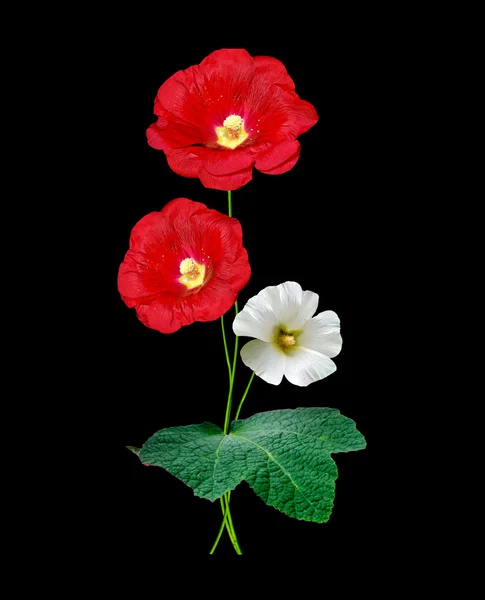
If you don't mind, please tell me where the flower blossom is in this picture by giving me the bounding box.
[118,198,250,333]
[233,282,342,386]
[147,49,318,191]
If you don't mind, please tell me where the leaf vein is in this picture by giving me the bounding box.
[230,433,323,518]
[211,435,226,495]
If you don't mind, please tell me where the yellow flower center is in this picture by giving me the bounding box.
[274,327,302,353]
[179,258,205,290]
[215,114,248,149]
[278,333,297,348]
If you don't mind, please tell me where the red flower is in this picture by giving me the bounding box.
[118,198,251,333]
[146,49,318,191]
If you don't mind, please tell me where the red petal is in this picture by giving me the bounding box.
[212,247,251,291]
[188,273,248,322]
[155,67,197,121]
[258,151,300,175]
[147,102,204,150]
[166,146,256,189]
[165,148,202,178]
[156,52,255,132]
[290,98,319,136]
[203,147,255,176]
[200,49,254,67]
[253,56,296,92]
[117,212,182,302]
[198,167,254,191]
[146,123,168,150]
[161,196,215,220]
[134,297,188,334]
[255,140,300,172]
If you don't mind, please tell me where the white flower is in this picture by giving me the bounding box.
[232,281,342,387]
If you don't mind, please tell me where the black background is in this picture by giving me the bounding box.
[83,16,401,564]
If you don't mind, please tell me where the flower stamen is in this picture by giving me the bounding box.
[279,334,296,347]
[275,328,299,352]
[223,115,243,139]
[215,114,248,149]
[179,257,205,290]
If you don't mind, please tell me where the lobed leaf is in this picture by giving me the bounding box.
[138,408,366,523]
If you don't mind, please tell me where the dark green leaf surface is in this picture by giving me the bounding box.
[138,408,366,522]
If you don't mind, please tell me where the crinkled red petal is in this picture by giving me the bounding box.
[255,140,301,173]
[199,48,254,67]
[198,167,254,191]
[165,149,202,178]
[203,147,255,176]
[147,101,204,150]
[258,150,301,175]
[253,56,296,92]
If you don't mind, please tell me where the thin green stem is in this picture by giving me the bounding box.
[223,299,239,434]
[224,494,242,554]
[209,506,228,554]
[220,495,237,548]
[234,372,255,421]
[210,494,241,554]
[221,314,232,384]
[209,493,239,554]
[211,189,244,555]
[223,374,235,435]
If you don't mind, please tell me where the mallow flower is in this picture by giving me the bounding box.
[233,281,342,386]
[118,197,250,333]
[146,49,318,191]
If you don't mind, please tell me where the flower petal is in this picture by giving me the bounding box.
[257,148,301,175]
[254,281,314,330]
[200,48,254,67]
[284,347,337,387]
[198,167,253,191]
[134,296,188,334]
[233,293,279,342]
[255,140,301,173]
[165,148,203,178]
[298,290,320,324]
[157,50,255,125]
[147,99,206,150]
[240,340,285,385]
[299,311,342,358]
[203,148,255,176]
[253,56,296,92]
[117,211,182,302]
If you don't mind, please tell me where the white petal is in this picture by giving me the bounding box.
[284,347,336,386]
[233,294,279,342]
[240,339,285,385]
[257,281,304,329]
[296,290,319,326]
[298,310,342,358]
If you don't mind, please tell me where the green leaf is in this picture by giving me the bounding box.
[139,408,366,523]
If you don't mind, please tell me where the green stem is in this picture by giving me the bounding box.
[211,189,242,555]
[209,504,228,554]
[224,494,242,554]
[221,314,232,385]
[223,299,239,435]
[210,494,241,554]
[234,372,255,420]
[228,189,232,217]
